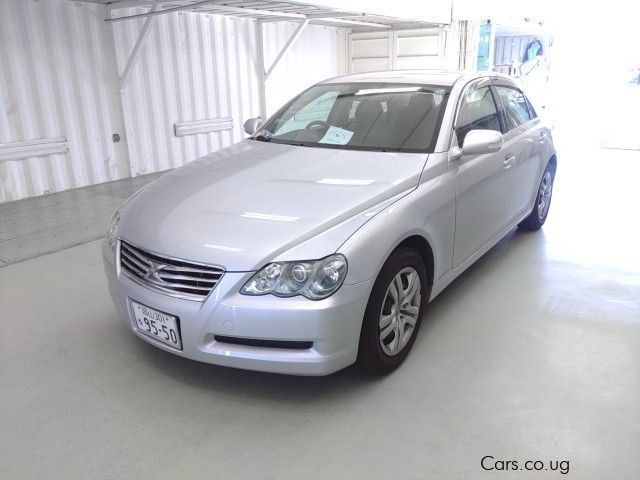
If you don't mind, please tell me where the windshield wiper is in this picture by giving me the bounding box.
[252,133,271,142]
[270,140,318,148]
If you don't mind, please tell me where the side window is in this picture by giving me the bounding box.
[494,86,533,131]
[455,86,501,145]
[525,97,537,119]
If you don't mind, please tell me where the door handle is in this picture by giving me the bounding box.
[503,154,515,169]
[538,131,547,143]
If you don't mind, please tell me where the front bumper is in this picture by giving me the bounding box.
[102,241,373,375]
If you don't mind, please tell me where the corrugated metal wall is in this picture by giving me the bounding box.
[262,22,347,114]
[112,10,346,177]
[0,0,129,203]
[0,0,347,202]
[111,8,262,177]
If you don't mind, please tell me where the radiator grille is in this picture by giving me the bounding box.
[119,240,224,301]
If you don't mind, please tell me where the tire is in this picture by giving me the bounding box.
[357,247,430,375]
[519,162,556,231]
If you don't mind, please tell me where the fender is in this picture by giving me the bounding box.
[338,151,456,286]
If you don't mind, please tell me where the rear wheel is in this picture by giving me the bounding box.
[357,247,429,375]
[519,162,555,231]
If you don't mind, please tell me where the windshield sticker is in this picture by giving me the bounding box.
[319,126,354,145]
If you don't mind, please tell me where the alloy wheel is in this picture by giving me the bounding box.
[537,171,553,221]
[378,267,421,356]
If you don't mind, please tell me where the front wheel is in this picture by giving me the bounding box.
[357,248,429,375]
[519,162,555,231]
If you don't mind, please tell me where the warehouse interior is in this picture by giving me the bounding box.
[1,0,639,478]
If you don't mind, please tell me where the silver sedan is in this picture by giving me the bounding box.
[103,70,556,375]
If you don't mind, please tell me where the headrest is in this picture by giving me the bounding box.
[355,100,383,125]
[409,93,435,113]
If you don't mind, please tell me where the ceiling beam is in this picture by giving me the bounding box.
[118,1,159,90]
[197,5,305,18]
[107,0,155,9]
[312,18,390,29]
[105,0,417,29]
[107,0,229,22]
[304,12,360,19]
[264,19,309,79]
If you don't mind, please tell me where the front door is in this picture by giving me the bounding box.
[451,83,518,267]
[493,84,546,216]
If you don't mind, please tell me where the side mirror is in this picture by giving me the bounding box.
[461,129,504,155]
[243,117,263,135]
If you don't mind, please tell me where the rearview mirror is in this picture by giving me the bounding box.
[243,117,263,135]
[462,129,503,155]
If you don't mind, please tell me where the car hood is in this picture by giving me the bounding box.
[119,140,427,271]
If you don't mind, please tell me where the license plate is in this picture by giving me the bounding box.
[131,301,182,350]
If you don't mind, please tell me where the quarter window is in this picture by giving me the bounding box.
[494,86,535,131]
[455,86,501,145]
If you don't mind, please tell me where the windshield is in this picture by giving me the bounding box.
[252,82,450,153]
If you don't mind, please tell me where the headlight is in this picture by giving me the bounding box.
[240,254,348,300]
[107,210,120,251]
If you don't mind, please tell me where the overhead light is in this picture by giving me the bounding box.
[241,212,299,222]
[317,178,375,186]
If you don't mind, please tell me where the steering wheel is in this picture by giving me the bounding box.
[305,120,330,130]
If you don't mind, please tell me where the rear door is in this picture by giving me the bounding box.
[492,83,546,216]
[451,81,518,267]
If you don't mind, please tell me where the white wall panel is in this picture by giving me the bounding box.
[112,13,346,177]
[262,22,347,116]
[348,32,391,73]
[349,29,444,74]
[0,0,129,203]
[397,34,439,57]
[351,37,390,59]
[111,9,258,176]
[0,1,347,202]
[442,20,479,71]
[395,55,443,69]
[352,57,389,73]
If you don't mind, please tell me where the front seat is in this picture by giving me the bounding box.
[348,100,386,146]
[390,93,436,150]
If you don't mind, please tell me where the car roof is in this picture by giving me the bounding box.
[321,70,513,87]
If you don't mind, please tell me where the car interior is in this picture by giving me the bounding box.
[455,86,502,145]
[268,89,445,151]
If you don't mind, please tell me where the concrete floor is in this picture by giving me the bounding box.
[0,172,165,266]
[1,147,639,479]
